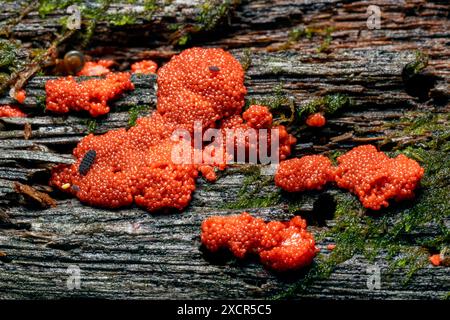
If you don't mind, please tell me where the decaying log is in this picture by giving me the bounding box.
[0,48,446,153]
[2,1,449,53]
[1,0,339,48]
[0,176,449,299]
[0,48,445,110]
[0,58,447,299]
[0,0,449,300]
[0,48,445,199]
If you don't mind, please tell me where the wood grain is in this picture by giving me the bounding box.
[0,0,448,300]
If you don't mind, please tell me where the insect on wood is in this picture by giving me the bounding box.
[78,150,96,176]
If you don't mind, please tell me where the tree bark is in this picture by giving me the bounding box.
[0,0,449,300]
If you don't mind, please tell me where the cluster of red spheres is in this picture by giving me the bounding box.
[77,59,159,76]
[51,132,198,211]
[429,254,442,266]
[45,72,134,117]
[275,155,335,192]
[275,145,424,210]
[157,47,247,132]
[77,59,114,76]
[201,212,317,271]
[51,48,295,212]
[48,58,160,117]
[131,60,158,74]
[334,145,424,210]
[0,105,26,117]
[242,105,296,161]
[306,112,326,127]
[242,104,273,129]
[201,104,296,170]
[15,89,26,104]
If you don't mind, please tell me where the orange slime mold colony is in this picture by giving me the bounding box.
[201,212,317,271]
[50,48,296,212]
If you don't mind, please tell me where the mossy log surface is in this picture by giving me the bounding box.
[0,0,449,299]
[2,1,449,51]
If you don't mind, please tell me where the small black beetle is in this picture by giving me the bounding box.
[79,150,96,176]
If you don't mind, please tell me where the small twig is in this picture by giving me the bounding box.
[330,131,354,143]
[16,30,76,90]
[351,136,386,142]
[0,29,76,95]
[14,182,57,208]
[23,122,32,140]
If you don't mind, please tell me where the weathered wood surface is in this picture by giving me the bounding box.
[0,48,448,299]
[2,1,449,49]
[2,0,449,80]
[0,48,436,109]
[0,0,449,300]
[0,48,446,199]
[0,0,342,47]
[1,189,449,300]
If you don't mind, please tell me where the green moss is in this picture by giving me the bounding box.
[404,50,428,77]
[297,93,351,118]
[387,247,429,284]
[288,26,315,42]
[80,20,96,47]
[171,0,239,46]
[143,0,158,12]
[271,83,287,108]
[288,27,306,42]
[38,0,79,18]
[224,192,281,210]
[128,105,150,127]
[233,164,261,176]
[297,98,322,118]
[281,26,333,52]
[196,0,239,32]
[38,0,157,46]
[0,40,17,67]
[85,119,97,133]
[177,34,190,46]
[221,166,281,210]
[327,194,372,257]
[390,148,450,247]
[141,0,166,20]
[324,93,351,114]
[328,150,344,165]
[246,83,296,125]
[0,38,27,94]
[304,27,314,40]
[287,194,316,216]
[107,12,137,26]
[38,0,112,19]
[168,23,180,31]
[240,48,252,71]
[397,112,448,136]
[251,83,291,110]
[273,258,336,299]
[38,0,112,47]
[34,0,171,48]
[58,16,69,29]
[35,94,47,110]
[317,27,333,53]
[270,66,283,75]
